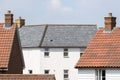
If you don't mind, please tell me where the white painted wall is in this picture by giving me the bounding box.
[78,69,120,80]
[22,48,41,74]
[23,48,83,80]
[106,69,120,80]
[78,69,95,80]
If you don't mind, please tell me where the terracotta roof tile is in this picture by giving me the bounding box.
[0,74,55,80]
[76,27,120,68]
[0,23,16,68]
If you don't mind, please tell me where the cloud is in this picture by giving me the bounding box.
[49,0,73,13]
[50,0,61,10]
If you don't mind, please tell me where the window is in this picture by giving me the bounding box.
[80,53,83,57]
[28,70,32,74]
[44,70,49,74]
[64,70,69,80]
[102,70,106,80]
[95,69,106,80]
[44,48,49,57]
[64,48,68,58]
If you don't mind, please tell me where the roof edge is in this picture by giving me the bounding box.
[75,66,120,68]
[22,46,87,48]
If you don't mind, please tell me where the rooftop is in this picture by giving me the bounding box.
[19,24,97,48]
[75,27,120,68]
[0,74,55,80]
[0,23,16,68]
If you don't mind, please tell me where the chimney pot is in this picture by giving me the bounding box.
[108,13,112,17]
[19,16,21,19]
[7,10,11,14]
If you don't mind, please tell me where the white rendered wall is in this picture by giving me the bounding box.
[78,69,95,80]
[106,69,120,80]
[23,48,83,80]
[23,48,41,74]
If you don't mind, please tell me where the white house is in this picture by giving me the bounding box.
[75,13,120,80]
[19,24,97,80]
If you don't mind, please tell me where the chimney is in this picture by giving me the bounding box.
[104,13,116,31]
[15,17,25,28]
[5,10,13,27]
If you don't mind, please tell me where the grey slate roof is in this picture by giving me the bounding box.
[19,24,97,48]
[19,25,46,47]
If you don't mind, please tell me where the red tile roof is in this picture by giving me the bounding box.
[76,27,120,68]
[0,23,16,68]
[0,74,55,80]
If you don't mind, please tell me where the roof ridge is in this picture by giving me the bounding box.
[24,24,97,27]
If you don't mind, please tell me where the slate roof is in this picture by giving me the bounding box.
[0,23,16,68]
[75,27,120,68]
[19,24,97,48]
[19,25,45,47]
[0,74,55,80]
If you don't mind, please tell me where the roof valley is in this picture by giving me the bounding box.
[39,25,48,47]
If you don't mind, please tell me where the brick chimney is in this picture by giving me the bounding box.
[104,13,116,31]
[5,10,13,27]
[15,17,25,28]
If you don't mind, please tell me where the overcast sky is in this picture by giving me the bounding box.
[0,0,120,27]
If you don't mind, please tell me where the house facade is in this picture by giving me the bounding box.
[75,13,120,80]
[19,24,97,80]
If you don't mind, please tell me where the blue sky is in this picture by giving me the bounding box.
[0,0,120,27]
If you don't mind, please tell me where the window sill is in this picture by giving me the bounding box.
[64,78,69,80]
[44,56,50,58]
[64,56,69,58]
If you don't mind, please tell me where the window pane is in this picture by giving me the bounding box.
[28,70,32,74]
[44,52,49,56]
[44,70,49,74]
[64,52,68,57]
[102,70,106,80]
[44,48,49,57]
[64,74,68,78]
[64,48,68,51]
[64,70,68,73]
[95,70,98,80]
[45,48,49,51]
[80,53,83,57]
[64,70,69,80]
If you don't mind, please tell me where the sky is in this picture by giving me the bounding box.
[0,0,120,27]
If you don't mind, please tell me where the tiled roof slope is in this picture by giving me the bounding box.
[0,74,55,80]
[19,25,45,47]
[76,27,120,68]
[0,23,16,68]
[19,24,97,48]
